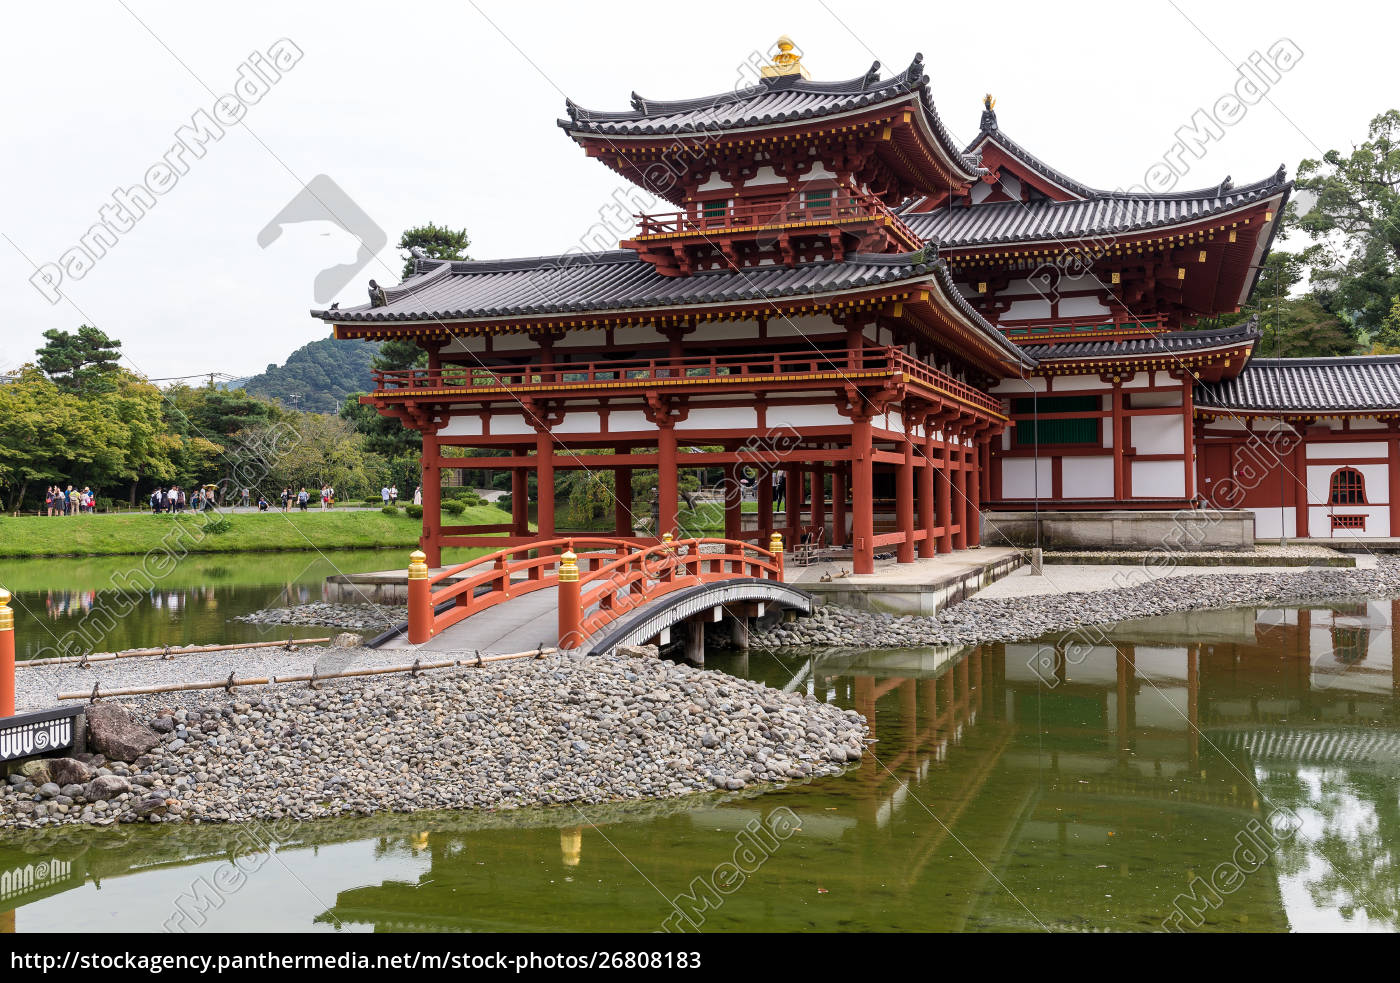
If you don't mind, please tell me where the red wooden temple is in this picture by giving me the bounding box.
[313,39,1400,564]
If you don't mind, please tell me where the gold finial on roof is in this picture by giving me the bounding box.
[762,35,810,79]
[983,93,996,111]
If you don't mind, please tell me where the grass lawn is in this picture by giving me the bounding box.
[0,505,510,558]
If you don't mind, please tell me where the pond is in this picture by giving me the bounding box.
[1,554,1398,932]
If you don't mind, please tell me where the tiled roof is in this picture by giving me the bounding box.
[902,173,1289,248]
[312,249,1034,367]
[560,54,979,178]
[1197,355,1400,412]
[1022,320,1261,361]
[965,118,1099,200]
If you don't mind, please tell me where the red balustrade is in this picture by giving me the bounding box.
[405,537,784,650]
[632,189,917,245]
[371,348,1003,418]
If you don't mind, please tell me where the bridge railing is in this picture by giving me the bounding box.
[405,535,784,649]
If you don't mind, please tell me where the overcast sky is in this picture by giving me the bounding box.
[2,0,1391,384]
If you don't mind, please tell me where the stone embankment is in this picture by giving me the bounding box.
[754,561,1400,650]
[236,602,404,631]
[1,649,866,829]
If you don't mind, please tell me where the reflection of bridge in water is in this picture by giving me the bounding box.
[3,599,1398,931]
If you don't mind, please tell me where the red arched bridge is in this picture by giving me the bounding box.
[386,534,811,659]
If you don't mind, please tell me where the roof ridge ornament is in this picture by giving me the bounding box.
[904,52,925,84]
[761,36,810,79]
[980,93,998,132]
[862,60,881,89]
[1274,162,1287,185]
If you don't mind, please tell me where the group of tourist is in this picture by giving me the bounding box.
[43,485,96,515]
[148,486,217,513]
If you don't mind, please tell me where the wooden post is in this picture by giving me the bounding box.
[757,461,773,543]
[952,434,969,551]
[1112,379,1126,501]
[724,461,743,542]
[0,589,13,718]
[785,465,801,545]
[832,466,847,547]
[918,432,935,558]
[511,448,529,536]
[557,547,582,650]
[616,447,634,537]
[406,551,432,645]
[968,435,984,548]
[897,434,915,563]
[852,417,875,574]
[936,438,953,554]
[535,429,555,539]
[657,424,678,538]
[810,464,826,544]
[420,430,442,568]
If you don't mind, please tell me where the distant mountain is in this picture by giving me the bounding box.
[239,337,379,414]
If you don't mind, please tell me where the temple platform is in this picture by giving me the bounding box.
[982,509,1255,552]
[789,546,1023,616]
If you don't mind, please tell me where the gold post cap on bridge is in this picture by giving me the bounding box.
[0,588,11,631]
[408,550,429,580]
[558,547,579,583]
[769,532,784,554]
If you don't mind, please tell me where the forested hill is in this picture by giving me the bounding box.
[236,336,379,413]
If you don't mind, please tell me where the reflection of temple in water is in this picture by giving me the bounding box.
[4,600,1398,932]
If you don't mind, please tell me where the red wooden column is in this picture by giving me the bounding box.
[615,445,633,537]
[1295,431,1310,538]
[511,446,529,537]
[785,465,801,544]
[1181,381,1197,501]
[896,432,915,563]
[420,428,442,568]
[832,466,847,547]
[534,428,555,539]
[936,431,953,554]
[952,430,969,551]
[1111,379,1127,500]
[967,433,985,548]
[917,429,936,558]
[657,424,678,539]
[810,464,827,545]
[757,461,774,543]
[724,460,743,542]
[852,416,876,574]
[1388,427,1400,537]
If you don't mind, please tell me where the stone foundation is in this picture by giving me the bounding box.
[982,509,1255,552]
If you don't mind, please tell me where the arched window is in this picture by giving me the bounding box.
[1329,467,1367,505]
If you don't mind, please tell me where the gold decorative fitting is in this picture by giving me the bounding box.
[407,550,429,580]
[769,532,784,554]
[558,548,579,583]
[762,35,810,79]
[0,587,11,631]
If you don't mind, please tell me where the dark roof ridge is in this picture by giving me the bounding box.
[411,250,641,276]
[1246,353,1400,366]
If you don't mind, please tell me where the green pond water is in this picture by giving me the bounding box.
[1,552,1399,932]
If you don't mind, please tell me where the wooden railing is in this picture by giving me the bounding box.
[405,536,785,650]
[632,189,917,243]
[372,347,1005,417]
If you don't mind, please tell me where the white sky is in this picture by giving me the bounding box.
[2,0,1393,383]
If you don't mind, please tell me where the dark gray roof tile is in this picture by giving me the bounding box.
[1198,355,1400,412]
[1022,320,1260,361]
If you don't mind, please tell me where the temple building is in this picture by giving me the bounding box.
[313,39,1400,566]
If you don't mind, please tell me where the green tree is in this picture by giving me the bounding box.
[398,221,471,279]
[1296,109,1400,332]
[1260,296,1356,357]
[36,325,123,394]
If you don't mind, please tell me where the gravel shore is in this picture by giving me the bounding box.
[236,602,404,631]
[754,560,1400,650]
[2,651,867,830]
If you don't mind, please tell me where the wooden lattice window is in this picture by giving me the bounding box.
[1329,468,1366,505]
[1330,625,1370,665]
[1331,513,1365,530]
[1012,395,1101,446]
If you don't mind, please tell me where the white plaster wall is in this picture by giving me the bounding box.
[1135,686,1190,730]
[613,325,661,347]
[551,412,603,435]
[1003,298,1052,320]
[442,335,486,354]
[1002,457,1053,499]
[1307,506,1388,537]
[971,181,993,204]
[1306,462,1388,504]
[1060,455,1114,498]
[438,413,483,438]
[1058,295,1111,317]
[767,403,848,429]
[491,332,535,351]
[1349,417,1387,430]
[1132,647,1189,684]
[990,376,1046,395]
[606,410,654,433]
[1121,371,1148,388]
[1132,415,1185,455]
[678,407,758,432]
[1132,459,1185,498]
[771,314,839,338]
[1050,375,1109,393]
[486,415,534,436]
[1251,507,1297,539]
[1305,441,1388,460]
[1129,390,1183,409]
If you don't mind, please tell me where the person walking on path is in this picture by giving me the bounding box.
[280,488,290,512]
[413,485,422,506]
[389,484,398,505]
[241,487,251,509]
[297,487,309,512]
[381,485,390,505]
